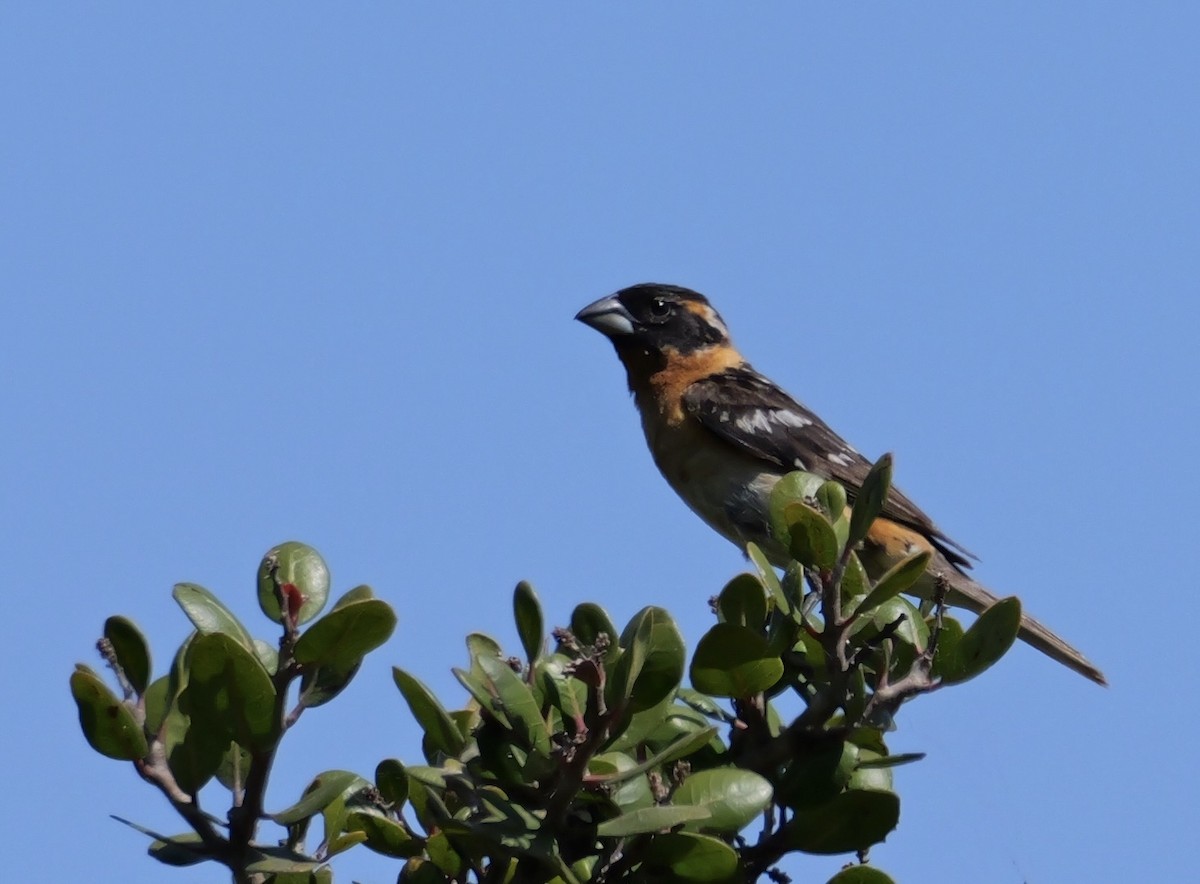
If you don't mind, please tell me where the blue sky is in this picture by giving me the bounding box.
[3,5,1197,882]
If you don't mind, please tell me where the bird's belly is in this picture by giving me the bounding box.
[645,420,783,555]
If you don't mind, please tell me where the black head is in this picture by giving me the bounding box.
[575,283,732,358]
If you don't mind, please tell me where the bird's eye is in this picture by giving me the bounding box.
[649,298,672,319]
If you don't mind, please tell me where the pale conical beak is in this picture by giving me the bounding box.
[574,296,636,337]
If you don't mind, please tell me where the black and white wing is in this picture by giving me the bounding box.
[682,365,975,567]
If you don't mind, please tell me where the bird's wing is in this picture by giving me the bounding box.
[682,365,976,567]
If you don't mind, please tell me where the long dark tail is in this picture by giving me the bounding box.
[946,572,1107,686]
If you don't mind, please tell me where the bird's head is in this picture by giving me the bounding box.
[575,284,732,373]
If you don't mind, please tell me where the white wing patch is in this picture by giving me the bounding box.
[734,408,814,435]
[734,410,770,433]
[772,409,813,429]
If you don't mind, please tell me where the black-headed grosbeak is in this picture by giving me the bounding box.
[576,282,1105,686]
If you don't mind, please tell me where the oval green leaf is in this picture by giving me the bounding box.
[69,668,148,760]
[375,758,409,807]
[777,739,857,809]
[671,768,773,833]
[643,832,739,882]
[690,623,783,698]
[392,668,466,757]
[589,752,654,811]
[187,631,278,751]
[622,606,686,712]
[513,581,544,665]
[162,697,226,793]
[784,788,900,855]
[746,542,788,614]
[298,659,362,709]
[331,584,374,611]
[347,809,422,858]
[847,454,893,548]
[270,770,366,824]
[294,599,396,669]
[147,833,208,866]
[595,805,711,837]
[937,596,1021,684]
[851,550,932,618]
[717,574,768,629]
[172,583,254,650]
[104,616,152,695]
[826,866,897,884]
[780,502,840,570]
[477,653,552,759]
[570,602,618,650]
[256,541,331,626]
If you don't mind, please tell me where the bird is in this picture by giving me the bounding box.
[575,282,1106,685]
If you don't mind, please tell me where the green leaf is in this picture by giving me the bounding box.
[717,574,768,629]
[256,541,331,626]
[595,805,711,837]
[851,550,932,618]
[642,832,739,882]
[331,584,375,611]
[826,866,897,884]
[589,752,654,810]
[477,653,553,758]
[70,668,148,760]
[426,831,464,877]
[298,658,362,709]
[855,597,929,656]
[779,502,840,570]
[777,740,857,809]
[937,597,1021,684]
[620,606,686,712]
[769,472,840,568]
[849,750,895,793]
[590,727,718,785]
[294,599,396,669]
[392,668,467,757]
[690,623,783,698]
[453,666,511,727]
[513,580,544,665]
[671,768,773,833]
[930,615,965,680]
[172,583,255,650]
[856,751,925,769]
[346,809,423,858]
[537,654,587,725]
[784,789,900,855]
[466,632,503,661]
[271,770,366,824]
[253,639,279,676]
[847,454,893,548]
[187,631,278,751]
[104,616,152,695]
[216,741,253,792]
[816,479,848,522]
[569,602,618,650]
[147,832,209,866]
[770,471,826,522]
[375,758,409,807]
[143,675,170,736]
[399,858,451,884]
[266,870,334,884]
[746,542,788,614]
[676,688,732,722]
[162,696,226,793]
[607,692,675,752]
[841,552,870,601]
[245,846,329,874]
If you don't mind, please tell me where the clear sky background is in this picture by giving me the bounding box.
[3,5,1196,883]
